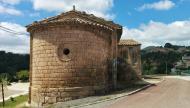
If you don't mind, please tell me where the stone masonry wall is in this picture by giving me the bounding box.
[30,25,112,106]
[117,45,142,83]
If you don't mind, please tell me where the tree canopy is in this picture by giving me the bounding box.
[0,51,29,81]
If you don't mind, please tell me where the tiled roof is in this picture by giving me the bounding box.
[118,39,141,46]
[27,11,121,28]
[26,9,122,32]
[26,9,122,40]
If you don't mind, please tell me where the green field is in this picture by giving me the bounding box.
[0,95,28,108]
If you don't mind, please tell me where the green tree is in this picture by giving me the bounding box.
[164,43,173,48]
[141,48,183,75]
[0,51,29,82]
[16,70,29,82]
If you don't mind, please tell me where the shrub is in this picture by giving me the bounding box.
[16,70,29,82]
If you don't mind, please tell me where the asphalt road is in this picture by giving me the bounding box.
[105,77,190,108]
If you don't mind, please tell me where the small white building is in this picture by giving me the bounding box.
[182,54,190,68]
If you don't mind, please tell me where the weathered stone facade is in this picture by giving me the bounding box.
[27,9,122,106]
[117,39,142,83]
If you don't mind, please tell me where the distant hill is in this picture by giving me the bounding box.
[0,51,29,81]
[142,43,190,54]
[142,46,156,52]
[142,47,173,53]
[141,43,190,75]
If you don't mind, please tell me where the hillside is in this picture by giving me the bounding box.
[141,43,190,75]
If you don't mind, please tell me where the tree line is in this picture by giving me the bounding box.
[0,51,29,82]
[142,43,190,75]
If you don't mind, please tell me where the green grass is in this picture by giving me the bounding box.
[0,95,28,108]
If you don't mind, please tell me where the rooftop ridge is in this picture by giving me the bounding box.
[26,9,122,40]
[118,39,141,46]
[26,9,122,30]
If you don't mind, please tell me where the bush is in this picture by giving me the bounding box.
[16,70,29,82]
[10,97,15,102]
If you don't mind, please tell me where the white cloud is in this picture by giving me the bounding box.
[0,0,21,5]
[0,5,22,15]
[31,0,114,19]
[138,0,175,11]
[121,20,190,48]
[0,4,22,16]
[0,22,29,53]
[0,0,23,16]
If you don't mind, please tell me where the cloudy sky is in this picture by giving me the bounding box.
[0,0,190,53]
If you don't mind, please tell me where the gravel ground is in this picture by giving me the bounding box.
[0,82,29,102]
[165,75,190,81]
[8,82,29,91]
[0,89,23,99]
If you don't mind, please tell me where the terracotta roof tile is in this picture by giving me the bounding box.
[118,39,141,46]
[26,10,122,30]
[26,9,123,39]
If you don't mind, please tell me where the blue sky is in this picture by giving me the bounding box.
[0,0,190,53]
[114,0,190,28]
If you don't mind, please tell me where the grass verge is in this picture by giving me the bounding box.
[0,95,28,108]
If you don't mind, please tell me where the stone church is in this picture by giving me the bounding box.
[27,8,141,106]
